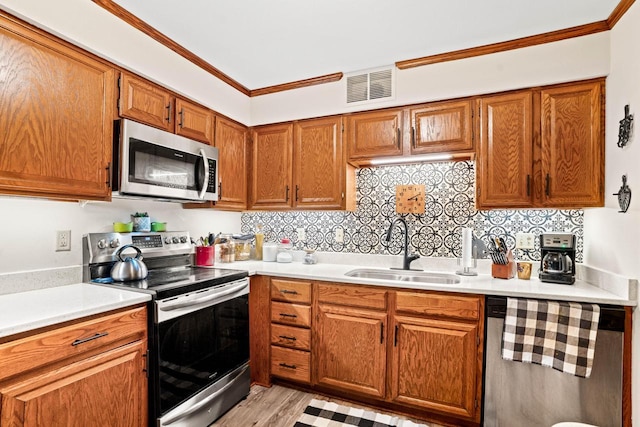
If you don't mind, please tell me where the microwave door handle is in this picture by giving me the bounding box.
[198,148,210,200]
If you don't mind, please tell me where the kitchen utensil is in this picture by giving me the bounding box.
[110,244,148,281]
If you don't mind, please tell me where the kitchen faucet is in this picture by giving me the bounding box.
[384,217,421,270]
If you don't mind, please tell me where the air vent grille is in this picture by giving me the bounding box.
[346,67,394,104]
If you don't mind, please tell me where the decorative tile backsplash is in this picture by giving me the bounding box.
[241,161,583,262]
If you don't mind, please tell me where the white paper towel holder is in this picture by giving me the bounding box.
[456,229,480,276]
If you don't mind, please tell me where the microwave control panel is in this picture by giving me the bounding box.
[207,158,217,192]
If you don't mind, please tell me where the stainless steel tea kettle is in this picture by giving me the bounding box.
[111,244,148,282]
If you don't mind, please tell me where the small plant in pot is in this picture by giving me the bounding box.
[131,212,151,232]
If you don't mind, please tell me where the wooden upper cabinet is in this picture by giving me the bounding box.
[175,98,214,144]
[119,73,173,132]
[249,123,293,209]
[215,116,248,210]
[390,316,480,421]
[409,100,473,154]
[315,304,387,399]
[294,116,346,210]
[347,109,404,161]
[0,14,115,201]
[476,91,533,209]
[540,81,604,207]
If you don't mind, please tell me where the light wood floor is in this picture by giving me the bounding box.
[211,384,446,427]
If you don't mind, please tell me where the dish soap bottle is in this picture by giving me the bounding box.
[255,224,264,260]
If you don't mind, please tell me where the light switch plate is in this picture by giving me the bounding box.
[515,232,535,250]
[335,227,344,243]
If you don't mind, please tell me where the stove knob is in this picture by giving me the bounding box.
[97,239,107,249]
[180,236,188,243]
[110,239,120,248]
[172,237,179,244]
[164,237,172,245]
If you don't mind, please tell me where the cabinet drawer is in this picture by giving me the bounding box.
[271,301,311,327]
[0,306,147,381]
[317,283,387,310]
[395,292,480,320]
[271,345,310,383]
[271,279,311,304]
[271,324,311,351]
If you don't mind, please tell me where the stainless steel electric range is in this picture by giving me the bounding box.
[83,231,250,427]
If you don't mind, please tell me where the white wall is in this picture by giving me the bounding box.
[0,197,240,274]
[0,0,251,124]
[583,2,640,424]
[250,32,610,125]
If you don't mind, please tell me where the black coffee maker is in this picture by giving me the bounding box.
[539,232,576,285]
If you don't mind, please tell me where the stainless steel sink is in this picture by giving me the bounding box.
[344,268,460,285]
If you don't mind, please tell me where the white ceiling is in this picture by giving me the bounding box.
[113,0,619,90]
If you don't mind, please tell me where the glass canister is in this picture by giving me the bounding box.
[254,224,264,260]
[216,234,235,263]
[233,236,251,261]
[276,238,293,263]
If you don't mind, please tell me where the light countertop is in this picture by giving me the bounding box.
[211,259,637,306]
[0,284,151,339]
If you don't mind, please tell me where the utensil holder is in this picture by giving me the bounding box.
[195,246,215,266]
[492,261,516,279]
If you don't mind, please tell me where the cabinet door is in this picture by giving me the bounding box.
[250,123,293,209]
[119,72,173,132]
[294,116,344,209]
[175,98,214,144]
[315,304,387,398]
[540,81,603,207]
[390,316,480,421]
[346,109,404,160]
[0,17,115,201]
[0,340,147,427]
[476,91,533,209]
[410,100,473,154]
[215,117,248,210]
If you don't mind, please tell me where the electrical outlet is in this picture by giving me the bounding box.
[56,230,71,251]
[335,227,344,243]
[297,227,306,242]
[515,232,535,250]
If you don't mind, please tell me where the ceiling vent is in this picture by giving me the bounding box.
[346,67,395,105]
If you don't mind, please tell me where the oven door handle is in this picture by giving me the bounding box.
[159,281,248,312]
[198,148,210,200]
[163,364,249,425]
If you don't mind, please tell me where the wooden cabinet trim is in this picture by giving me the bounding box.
[270,324,311,351]
[270,345,311,383]
[317,282,387,310]
[174,97,215,144]
[271,301,311,328]
[409,99,474,154]
[346,108,404,161]
[395,291,481,321]
[271,279,312,304]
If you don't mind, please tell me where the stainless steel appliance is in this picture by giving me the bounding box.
[539,232,576,285]
[83,232,249,427]
[484,297,625,427]
[112,119,218,202]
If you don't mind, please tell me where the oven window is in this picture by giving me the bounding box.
[129,138,200,190]
[157,294,249,414]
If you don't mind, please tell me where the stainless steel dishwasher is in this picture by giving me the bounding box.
[483,296,625,427]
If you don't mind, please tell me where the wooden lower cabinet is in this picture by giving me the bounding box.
[315,304,387,398]
[0,306,148,427]
[390,316,480,419]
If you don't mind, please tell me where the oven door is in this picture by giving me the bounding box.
[155,279,249,426]
[118,119,218,201]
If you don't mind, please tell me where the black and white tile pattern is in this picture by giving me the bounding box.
[241,161,584,262]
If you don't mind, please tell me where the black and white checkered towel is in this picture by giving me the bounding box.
[501,297,600,378]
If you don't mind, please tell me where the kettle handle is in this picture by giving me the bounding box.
[115,244,143,262]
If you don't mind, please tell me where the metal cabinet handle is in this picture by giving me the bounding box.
[278,335,297,341]
[526,175,531,196]
[285,185,290,202]
[411,127,416,148]
[295,185,299,201]
[380,322,384,344]
[545,173,550,196]
[105,163,112,188]
[166,103,172,123]
[279,313,297,318]
[279,363,297,369]
[396,128,401,148]
[394,325,398,347]
[280,289,298,295]
[72,332,109,346]
[178,108,184,128]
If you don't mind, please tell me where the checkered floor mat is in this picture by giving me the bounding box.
[293,399,429,427]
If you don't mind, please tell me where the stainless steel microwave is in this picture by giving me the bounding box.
[112,119,218,202]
